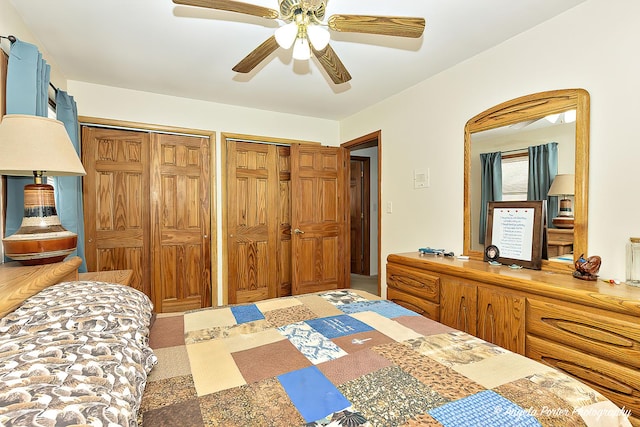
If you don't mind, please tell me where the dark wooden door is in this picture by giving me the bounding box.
[349,156,370,275]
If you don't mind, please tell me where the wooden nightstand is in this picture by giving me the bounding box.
[547,228,574,257]
[78,270,134,286]
[0,257,82,317]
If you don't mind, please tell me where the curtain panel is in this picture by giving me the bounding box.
[527,142,558,228]
[0,50,7,261]
[479,151,502,245]
[56,90,87,272]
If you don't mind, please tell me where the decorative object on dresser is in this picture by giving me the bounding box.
[387,252,640,425]
[547,173,575,229]
[572,253,601,281]
[0,115,86,265]
[484,200,546,270]
[626,237,640,286]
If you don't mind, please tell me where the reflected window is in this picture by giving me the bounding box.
[501,154,528,201]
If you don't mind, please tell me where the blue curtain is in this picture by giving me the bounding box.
[4,39,50,251]
[527,142,558,228]
[56,91,87,272]
[479,151,502,245]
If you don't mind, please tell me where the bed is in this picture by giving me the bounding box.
[0,283,632,427]
[142,289,632,427]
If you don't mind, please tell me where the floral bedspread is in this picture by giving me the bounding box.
[140,290,631,427]
[0,281,156,427]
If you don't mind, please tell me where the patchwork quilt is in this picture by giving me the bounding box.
[141,290,631,427]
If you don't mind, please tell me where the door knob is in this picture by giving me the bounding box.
[293,228,305,235]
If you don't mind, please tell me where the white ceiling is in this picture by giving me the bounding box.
[9,0,586,120]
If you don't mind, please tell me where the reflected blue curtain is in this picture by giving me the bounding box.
[56,91,87,272]
[479,151,502,245]
[527,142,558,228]
[4,39,50,259]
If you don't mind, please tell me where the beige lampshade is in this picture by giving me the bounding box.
[547,174,575,197]
[0,114,86,177]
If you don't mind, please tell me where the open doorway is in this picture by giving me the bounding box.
[342,131,380,296]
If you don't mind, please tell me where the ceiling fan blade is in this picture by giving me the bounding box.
[172,0,279,19]
[312,44,352,84]
[232,35,280,73]
[328,15,425,38]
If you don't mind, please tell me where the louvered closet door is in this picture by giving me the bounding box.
[82,127,151,295]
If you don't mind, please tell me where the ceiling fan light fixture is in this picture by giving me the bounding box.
[307,24,330,50]
[275,21,298,49]
[545,113,561,124]
[292,36,311,60]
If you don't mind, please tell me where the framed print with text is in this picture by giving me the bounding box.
[485,201,546,270]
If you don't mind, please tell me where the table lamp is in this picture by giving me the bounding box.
[547,174,575,229]
[0,114,86,265]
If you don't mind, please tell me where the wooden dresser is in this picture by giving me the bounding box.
[387,252,640,425]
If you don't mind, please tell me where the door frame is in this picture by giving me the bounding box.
[78,116,217,303]
[341,130,381,295]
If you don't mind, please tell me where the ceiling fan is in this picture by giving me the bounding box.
[172,0,426,84]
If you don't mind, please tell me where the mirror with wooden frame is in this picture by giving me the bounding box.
[463,89,590,272]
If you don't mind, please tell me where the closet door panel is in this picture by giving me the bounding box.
[151,133,211,312]
[82,127,150,295]
[226,141,279,304]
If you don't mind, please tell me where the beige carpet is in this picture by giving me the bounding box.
[350,274,379,296]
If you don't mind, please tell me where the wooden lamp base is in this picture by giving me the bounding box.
[2,183,77,265]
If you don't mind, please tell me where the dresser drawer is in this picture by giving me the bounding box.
[387,286,439,321]
[386,263,440,304]
[527,335,640,422]
[527,298,640,369]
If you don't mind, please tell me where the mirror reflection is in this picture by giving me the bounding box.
[463,89,590,272]
[470,112,576,262]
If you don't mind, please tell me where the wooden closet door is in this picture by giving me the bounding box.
[226,141,279,304]
[82,127,151,295]
[151,133,211,312]
[291,144,349,295]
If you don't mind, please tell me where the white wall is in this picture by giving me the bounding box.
[341,0,640,293]
[67,81,339,145]
[0,1,66,90]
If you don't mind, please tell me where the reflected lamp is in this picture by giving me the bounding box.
[547,174,575,229]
